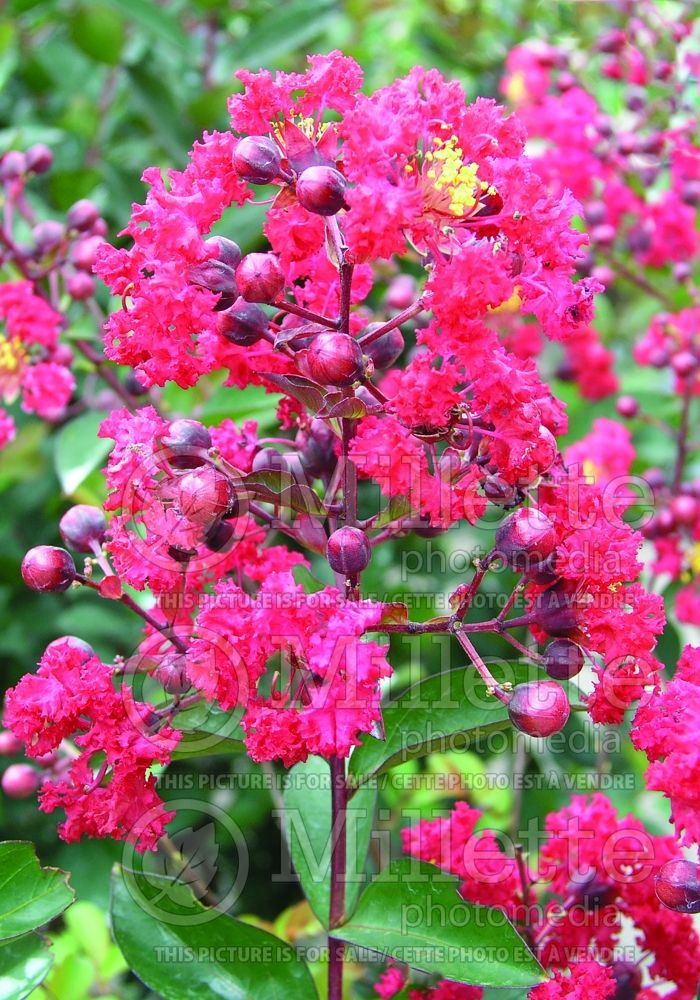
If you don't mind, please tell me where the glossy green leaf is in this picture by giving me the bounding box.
[284,756,376,927]
[110,867,318,999]
[349,664,535,788]
[54,411,111,497]
[0,843,74,941]
[338,860,545,988]
[172,705,246,760]
[0,934,53,1000]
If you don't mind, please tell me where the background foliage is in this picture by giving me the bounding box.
[0,2,691,998]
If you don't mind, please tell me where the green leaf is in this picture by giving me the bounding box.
[69,4,126,65]
[110,867,318,999]
[349,664,534,788]
[0,843,74,941]
[102,0,189,49]
[54,411,111,497]
[172,705,246,760]
[242,469,325,516]
[284,756,376,927]
[0,933,53,1000]
[337,860,545,988]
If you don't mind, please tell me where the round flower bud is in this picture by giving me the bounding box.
[2,764,40,799]
[235,253,284,303]
[610,962,641,1000]
[160,419,212,470]
[296,166,348,216]
[543,639,585,679]
[176,468,234,526]
[0,151,26,181]
[507,681,570,737]
[306,332,364,387]
[655,859,700,913]
[596,28,626,53]
[21,546,75,592]
[616,395,639,419]
[671,350,697,378]
[326,526,371,576]
[205,235,242,271]
[648,347,670,369]
[495,508,557,570]
[155,653,191,695]
[252,448,289,475]
[25,144,53,175]
[483,475,519,508]
[188,259,237,311]
[681,181,700,207]
[362,323,405,370]
[124,371,149,397]
[532,585,578,638]
[297,418,337,478]
[590,223,616,247]
[218,299,269,346]
[670,493,698,527]
[71,235,104,271]
[67,199,100,231]
[45,635,95,660]
[66,272,95,301]
[385,273,417,310]
[233,136,282,185]
[204,519,236,553]
[59,505,107,553]
[0,731,22,755]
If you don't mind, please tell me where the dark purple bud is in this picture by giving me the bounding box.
[671,350,697,378]
[648,347,670,369]
[610,960,642,1000]
[306,332,364,387]
[583,201,607,226]
[361,323,404,370]
[206,235,242,271]
[296,166,348,216]
[0,732,22,755]
[252,448,290,474]
[681,181,700,207]
[59,505,107,553]
[543,639,585,679]
[233,136,283,185]
[21,546,75,592]
[218,299,269,346]
[670,493,698,526]
[326,526,371,576]
[385,274,417,310]
[71,235,103,271]
[532,585,578,637]
[655,860,700,913]
[204,519,236,553]
[590,224,616,247]
[160,419,212,470]
[155,653,191,695]
[124,371,149,396]
[235,253,284,303]
[495,508,557,570]
[507,681,570,737]
[188,259,237,310]
[297,418,337,478]
[596,28,626,53]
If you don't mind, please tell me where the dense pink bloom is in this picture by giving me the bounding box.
[3,639,179,851]
[0,409,15,449]
[20,362,74,419]
[528,963,614,1000]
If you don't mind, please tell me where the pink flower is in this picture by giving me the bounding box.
[528,963,615,1000]
[20,362,75,420]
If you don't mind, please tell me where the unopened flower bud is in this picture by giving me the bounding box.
[206,235,242,270]
[495,508,557,570]
[204,519,236,553]
[71,235,104,271]
[219,299,269,346]
[235,253,284,303]
[616,395,639,419]
[155,653,191,695]
[296,166,348,216]
[160,419,212,470]
[176,468,235,526]
[33,220,65,254]
[306,332,364,387]
[0,732,22,755]
[297,418,337,478]
[66,272,95,300]
[543,639,585,679]
[326,526,371,576]
[655,859,700,913]
[670,494,698,527]
[2,764,40,798]
[507,681,570,737]
[251,448,290,475]
[610,961,642,1000]
[671,350,697,378]
[67,199,100,231]
[59,505,107,553]
[45,635,95,660]
[385,274,417,310]
[0,151,26,181]
[21,546,75,592]
[233,136,282,185]
[25,144,53,174]
[361,324,404,370]
[532,585,578,637]
[188,259,237,311]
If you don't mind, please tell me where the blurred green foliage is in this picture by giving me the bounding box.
[0,3,688,998]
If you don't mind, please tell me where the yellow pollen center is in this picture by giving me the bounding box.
[422,135,488,217]
[0,335,27,374]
